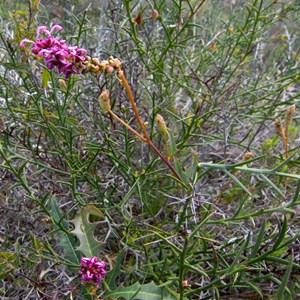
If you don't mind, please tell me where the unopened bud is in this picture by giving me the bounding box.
[182,280,188,287]
[105,66,114,74]
[243,152,253,160]
[152,9,159,19]
[58,79,67,93]
[109,57,121,68]
[98,89,111,113]
[90,64,100,73]
[156,114,167,134]
[99,60,109,72]
[92,57,101,65]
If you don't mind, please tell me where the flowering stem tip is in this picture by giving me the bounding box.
[79,256,106,287]
[20,25,87,78]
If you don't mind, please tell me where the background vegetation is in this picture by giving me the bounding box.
[0,0,299,299]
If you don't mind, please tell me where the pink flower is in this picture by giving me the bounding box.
[79,256,106,286]
[20,25,87,78]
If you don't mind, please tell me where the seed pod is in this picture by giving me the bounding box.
[285,104,296,127]
[156,114,167,134]
[274,118,285,139]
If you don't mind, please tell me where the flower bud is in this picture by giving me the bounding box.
[92,57,101,65]
[89,64,100,73]
[152,9,159,19]
[135,11,142,25]
[109,57,121,68]
[58,79,67,93]
[182,280,189,287]
[99,60,109,72]
[98,89,111,113]
[105,66,114,74]
[243,152,253,160]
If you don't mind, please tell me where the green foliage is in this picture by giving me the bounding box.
[104,281,179,300]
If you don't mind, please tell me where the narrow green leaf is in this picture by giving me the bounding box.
[277,254,294,299]
[292,180,300,204]
[174,158,189,184]
[223,169,252,197]
[272,217,287,252]
[244,280,263,299]
[250,219,266,258]
[227,233,251,275]
[0,252,15,279]
[259,174,285,199]
[271,152,297,172]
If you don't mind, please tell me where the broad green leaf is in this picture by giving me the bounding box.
[49,196,80,267]
[104,281,179,300]
[69,205,104,257]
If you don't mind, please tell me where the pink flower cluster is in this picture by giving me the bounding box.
[79,256,106,286]
[20,25,87,78]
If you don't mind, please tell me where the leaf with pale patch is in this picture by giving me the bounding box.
[69,205,104,257]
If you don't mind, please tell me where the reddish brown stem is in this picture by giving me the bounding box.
[117,69,183,183]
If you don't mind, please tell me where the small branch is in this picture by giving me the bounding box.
[109,110,147,142]
[117,68,184,183]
